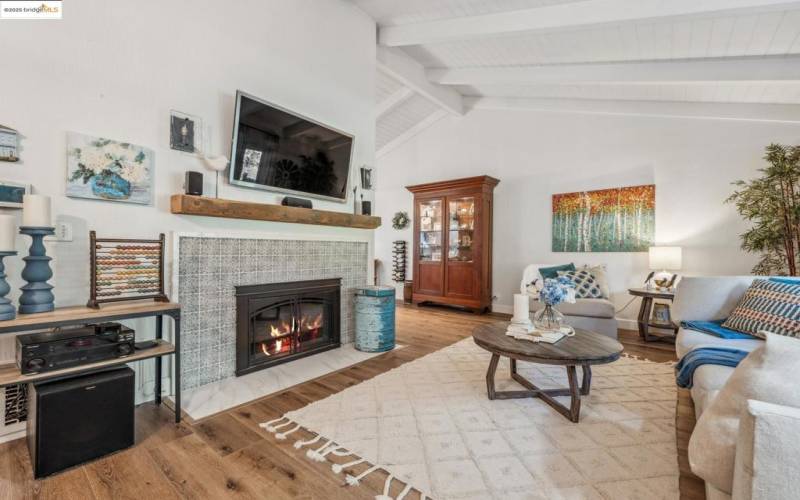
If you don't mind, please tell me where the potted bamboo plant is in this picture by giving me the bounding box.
[727,143,800,276]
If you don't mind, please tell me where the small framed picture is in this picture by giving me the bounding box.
[0,181,30,208]
[0,125,19,162]
[360,166,372,190]
[170,111,203,154]
[652,302,672,325]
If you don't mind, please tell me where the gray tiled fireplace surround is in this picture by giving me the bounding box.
[177,236,368,390]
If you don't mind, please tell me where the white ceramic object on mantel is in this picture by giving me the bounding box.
[202,154,228,172]
[195,147,229,197]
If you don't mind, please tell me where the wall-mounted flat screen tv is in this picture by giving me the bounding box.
[229,91,353,202]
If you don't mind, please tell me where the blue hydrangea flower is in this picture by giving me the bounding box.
[540,277,577,306]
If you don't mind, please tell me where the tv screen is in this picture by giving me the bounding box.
[229,91,353,202]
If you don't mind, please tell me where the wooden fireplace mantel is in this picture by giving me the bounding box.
[170,195,381,229]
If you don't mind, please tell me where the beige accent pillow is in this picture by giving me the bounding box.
[688,333,800,493]
[581,264,610,299]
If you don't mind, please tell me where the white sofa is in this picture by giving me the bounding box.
[520,264,618,338]
[673,276,800,500]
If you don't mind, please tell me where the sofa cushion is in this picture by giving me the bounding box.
[581,264,610,299]
[721,278,800,339]
[692,384,722,418]
[558,269,603,299]
[530,297,614,319]
[689,333,800,494]
[676,327,763,358]
[539,263,575,279]
[672,276,758,324]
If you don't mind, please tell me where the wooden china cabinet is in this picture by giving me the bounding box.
[406,176,499,314]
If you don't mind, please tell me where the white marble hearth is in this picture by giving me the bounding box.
[173,344,402,421]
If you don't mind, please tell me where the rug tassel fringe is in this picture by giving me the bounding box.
[260,416,290,433]
[395,483,413,500]
[374,473,394,500]
[275,424,301,440]
[345,464,381,486]
[313,444,344,462]
[293,434,321,449]
[333,457,365,474]
[306,439,332,462]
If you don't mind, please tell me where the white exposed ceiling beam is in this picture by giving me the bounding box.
[465,96,800,123]
[377,109,449,158]
[428,56,800,85]
[377,47,463,115]
[377,87,414,118]
[379,0,800,47]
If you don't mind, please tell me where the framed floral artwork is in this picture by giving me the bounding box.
[66,132,154,205]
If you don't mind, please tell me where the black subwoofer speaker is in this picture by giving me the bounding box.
[27,367,135,478]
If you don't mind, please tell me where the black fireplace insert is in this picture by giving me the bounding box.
[235,278,341,376]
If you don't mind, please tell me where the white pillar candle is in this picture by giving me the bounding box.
[511,293,531,324]
[22,194,51,227]
[0,215,15,251]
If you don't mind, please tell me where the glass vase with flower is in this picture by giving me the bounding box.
[534,276,576,332]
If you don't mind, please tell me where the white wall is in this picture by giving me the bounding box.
[374,107,800,326]
[0,0,376,401]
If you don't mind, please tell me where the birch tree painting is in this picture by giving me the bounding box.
[552,184,655,252]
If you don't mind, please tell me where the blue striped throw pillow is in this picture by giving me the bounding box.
[722,279,800,339]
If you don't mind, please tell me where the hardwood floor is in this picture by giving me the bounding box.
[0,304,703,499]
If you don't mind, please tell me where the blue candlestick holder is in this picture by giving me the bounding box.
[19,226,55,314]
[0,251,17,320]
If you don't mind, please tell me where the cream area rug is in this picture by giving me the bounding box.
[261,337,679,500]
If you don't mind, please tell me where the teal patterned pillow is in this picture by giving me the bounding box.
[558,270,603,299]
[722,279,800,339]
[540,263,575,279]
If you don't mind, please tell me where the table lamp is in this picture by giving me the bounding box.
[648,246,682,290]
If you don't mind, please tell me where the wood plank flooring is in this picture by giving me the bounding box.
[0,304,703,499]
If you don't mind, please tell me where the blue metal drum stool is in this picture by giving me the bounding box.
[354,286,396,352]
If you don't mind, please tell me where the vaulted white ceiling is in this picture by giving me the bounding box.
[356,0,800,156]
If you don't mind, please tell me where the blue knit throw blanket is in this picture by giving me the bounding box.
[680,320,757,339]
[675,347,750,389]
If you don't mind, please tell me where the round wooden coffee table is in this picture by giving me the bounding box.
[472,322,623,423]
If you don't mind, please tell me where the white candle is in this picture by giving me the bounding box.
[22,195,51,227]
[0,215,15,251]
[512,293,530,324]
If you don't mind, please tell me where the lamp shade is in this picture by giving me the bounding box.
[649,246,682,270]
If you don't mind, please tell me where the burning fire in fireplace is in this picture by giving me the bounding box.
[236,279,340,377]
[301,313,323,332]
[260,313,325,357]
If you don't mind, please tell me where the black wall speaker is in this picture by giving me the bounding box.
[27,367,135,478]
[281,196,312,209]
[185,171,203,196]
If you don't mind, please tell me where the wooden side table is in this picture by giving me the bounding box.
[628,287,679,342]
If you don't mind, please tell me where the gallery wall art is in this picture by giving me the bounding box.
[170,110,203,154]
[0,125,19,162]
[552,184,655,252]
[66,132,153,205]
[0,181,29,208]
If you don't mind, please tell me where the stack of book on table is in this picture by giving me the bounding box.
[506,319,568,344]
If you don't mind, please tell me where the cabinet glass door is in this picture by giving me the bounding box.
[448,197,475,262]
[419,200,443,262]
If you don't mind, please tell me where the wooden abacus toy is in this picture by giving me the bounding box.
[88,231,168,308]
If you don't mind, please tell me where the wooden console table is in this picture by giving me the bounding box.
[0,301,182,422]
